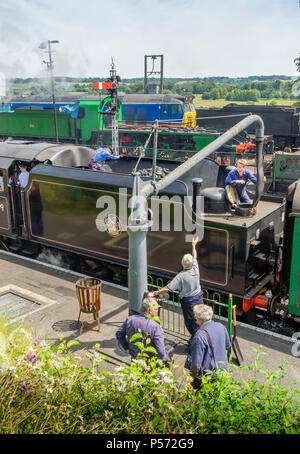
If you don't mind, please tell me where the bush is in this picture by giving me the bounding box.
[0,321,299,434]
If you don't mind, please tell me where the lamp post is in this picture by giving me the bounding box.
[39,40,59,143]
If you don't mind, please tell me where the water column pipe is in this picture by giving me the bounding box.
[143,115,264,201]
[128,172,151,314]
[127,114,264,314]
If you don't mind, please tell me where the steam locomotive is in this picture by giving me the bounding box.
[0,140,299,323]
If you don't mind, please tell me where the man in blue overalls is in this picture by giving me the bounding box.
[225,159,257,204]
[88,147,123,171]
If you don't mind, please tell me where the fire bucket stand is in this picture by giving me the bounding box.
[75,277,102,332]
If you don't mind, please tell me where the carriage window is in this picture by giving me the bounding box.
[171,104,178,114]
[136,107,147,122]
[124,106,135,122]
[162,104,169,114]
[178,105,183,114]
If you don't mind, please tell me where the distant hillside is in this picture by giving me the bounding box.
[4,75,298,103]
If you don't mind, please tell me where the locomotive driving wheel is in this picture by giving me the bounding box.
[267,293,281,317]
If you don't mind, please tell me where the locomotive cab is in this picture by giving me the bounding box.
[0,161,12,236]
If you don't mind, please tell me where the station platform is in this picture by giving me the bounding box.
[0,250,299,388]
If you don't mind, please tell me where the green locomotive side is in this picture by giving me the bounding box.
[0,100,236,162]
[0,109,76,140]
[78,98,122,143]
[288,216,300,317]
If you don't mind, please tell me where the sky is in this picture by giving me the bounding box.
[0,0,300,79]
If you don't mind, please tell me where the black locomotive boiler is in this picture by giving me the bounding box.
[0,141,286,319]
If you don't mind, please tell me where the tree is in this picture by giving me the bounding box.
[295,54,300,72]
[226,88,260,102]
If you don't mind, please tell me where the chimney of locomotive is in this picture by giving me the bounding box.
[192,178,203,213]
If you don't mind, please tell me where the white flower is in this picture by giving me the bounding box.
[162,376,174,384]
[166,404,175,411]
[104,410,113,420]
[19,328,31,339]
[115,366,126,372]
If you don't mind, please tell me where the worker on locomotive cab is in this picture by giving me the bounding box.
[225,159,257,204]
[88,146,123,171]
[148,237,202,336]
[17,162,30,188]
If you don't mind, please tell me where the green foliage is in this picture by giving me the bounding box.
[226,88,260,102]
[295,55,300,73]
[0,322,299,434]
[6,76,295,100]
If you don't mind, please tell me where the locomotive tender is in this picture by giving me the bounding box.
[196,104,300,150]
[0,139,298,322]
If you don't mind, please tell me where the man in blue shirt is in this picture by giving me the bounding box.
[116,297,169,363]
[17,163,30,188]
[148,237,202,336]
[225,159,257,204]
[190,304,230,379]
[89,147,123,171]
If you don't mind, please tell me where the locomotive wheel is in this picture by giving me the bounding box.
[267,293,281,317]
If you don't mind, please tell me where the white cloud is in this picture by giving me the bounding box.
[0,0,300,78]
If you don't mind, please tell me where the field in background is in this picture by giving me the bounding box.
[194,95,296,109]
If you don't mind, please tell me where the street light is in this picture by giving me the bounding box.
[39,40,60,143]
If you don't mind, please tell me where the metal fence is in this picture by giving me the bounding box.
[147,274,233,341]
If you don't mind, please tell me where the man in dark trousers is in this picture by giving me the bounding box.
[148,237,202,336]
[225,158,257,204]
[190,304,231,383]
[116,296,169,363]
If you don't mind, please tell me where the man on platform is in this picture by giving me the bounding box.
[188,304,231,388]
[147,237,202,336]
[116,296,169,363]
